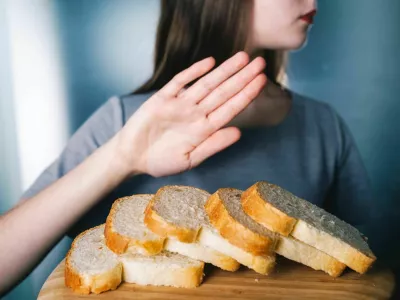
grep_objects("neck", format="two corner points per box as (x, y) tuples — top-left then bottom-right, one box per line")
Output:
(228, 47), (292, 128)
(247, 45), (288, 96)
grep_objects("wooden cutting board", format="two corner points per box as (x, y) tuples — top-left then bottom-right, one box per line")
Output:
(38, 257), (395, 300)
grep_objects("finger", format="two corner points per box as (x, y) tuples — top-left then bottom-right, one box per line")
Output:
(181, 51), (250, 104)
(199, 56), (266, 114)
(207, 73), (267, 130)
(189, 127), (241, 168)
(158, 57), (216, 97)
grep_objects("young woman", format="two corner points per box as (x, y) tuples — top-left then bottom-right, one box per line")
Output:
(0, 0), (375, 295)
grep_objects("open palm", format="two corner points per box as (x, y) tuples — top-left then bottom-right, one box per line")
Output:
(119, 52), (267, 177)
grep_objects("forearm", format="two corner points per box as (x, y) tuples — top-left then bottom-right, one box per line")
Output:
(0, 134), (133, 295)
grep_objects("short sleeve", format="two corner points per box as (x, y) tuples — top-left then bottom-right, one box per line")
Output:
(324, 111), (376, 227)
(20, 96), (124, 200)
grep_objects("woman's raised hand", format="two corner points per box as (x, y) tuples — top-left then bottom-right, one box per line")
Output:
(117, 52), (267, 177)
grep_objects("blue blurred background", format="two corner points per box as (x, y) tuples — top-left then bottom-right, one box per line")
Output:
(1, 0), (399, 299)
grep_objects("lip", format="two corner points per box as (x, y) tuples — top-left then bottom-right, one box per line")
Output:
(300, 9), (317, 24)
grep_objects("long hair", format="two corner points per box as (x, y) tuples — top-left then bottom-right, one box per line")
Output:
(133, 0), (285, 94)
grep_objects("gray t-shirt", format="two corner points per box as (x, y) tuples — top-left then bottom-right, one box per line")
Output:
(22, 91), (374, 238)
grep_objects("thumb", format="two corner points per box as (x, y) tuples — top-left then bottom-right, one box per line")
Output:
(189, 127), (241, 169)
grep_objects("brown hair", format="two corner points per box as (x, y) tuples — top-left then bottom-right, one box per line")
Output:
(134, 0), (285, 94)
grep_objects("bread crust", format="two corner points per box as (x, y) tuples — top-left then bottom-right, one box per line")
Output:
(105, 196), (165, 255)
(250, 255), (276, 275)
(65, 225), (122, 294)
(213, 254), (241, 272)
(241, 183), (298, 236)
(326, 261), (347, 277)
(205, 189), (277, 256)
(167, 263), (205, 288)
(144, 188), (200, 243)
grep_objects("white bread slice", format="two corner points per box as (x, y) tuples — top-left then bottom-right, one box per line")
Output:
(205, 188), (278, 255)
(242, 181), (376, 274)
(144, 186), (211, 242)
(105, 194), (234, 270)
(119, 251), (204, 288)
(65, 225), (122, 294)
(144, 186), (240, 271)
(164, 239), (239, 270)
(276, 236), (346, 277)
(105, 195), (165, 255)
(204, 188), (278, 275)
(198, 226), (276, 275)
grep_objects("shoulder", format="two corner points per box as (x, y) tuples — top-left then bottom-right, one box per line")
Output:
(288, 91), (356, 160)
(289, 91), (345, 136)
(286, 91), (351, 153)
(291, 91), (339, 120)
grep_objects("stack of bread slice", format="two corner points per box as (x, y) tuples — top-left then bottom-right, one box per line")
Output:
(242, 182), (376, 275)
(201, 187), (278, 274)
(143, 186), (241, 272)
(65, 182), (376, 295)
(65, 224), (204, 294)
(65, 225), (122, 294)
(207, 187), (348, 277)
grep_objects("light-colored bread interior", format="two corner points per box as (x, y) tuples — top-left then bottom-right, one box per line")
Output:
(165, 238), (240, 272)
(199, 227), (276, 275)
(291, 220), (375, 274)
(113, 195), (161, 241)
(276, 235), (347, 277)
(119, 251), (204, 288)
(105, 195), (165, 255)
(145, 186), (212, 243)
(65, 225), (122, 294)
(153, 186), (210, 230)
(69, 226), (119, 275)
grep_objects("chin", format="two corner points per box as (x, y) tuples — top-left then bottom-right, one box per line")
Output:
(282, 34), (309, 50)
(260, 34), (309, 51)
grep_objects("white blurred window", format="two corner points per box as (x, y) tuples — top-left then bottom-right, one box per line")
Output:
(7, 0), (69, 191)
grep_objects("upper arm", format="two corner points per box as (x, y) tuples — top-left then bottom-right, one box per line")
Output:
(324, 109), (375, 227)
(20, 96), (124, 200)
